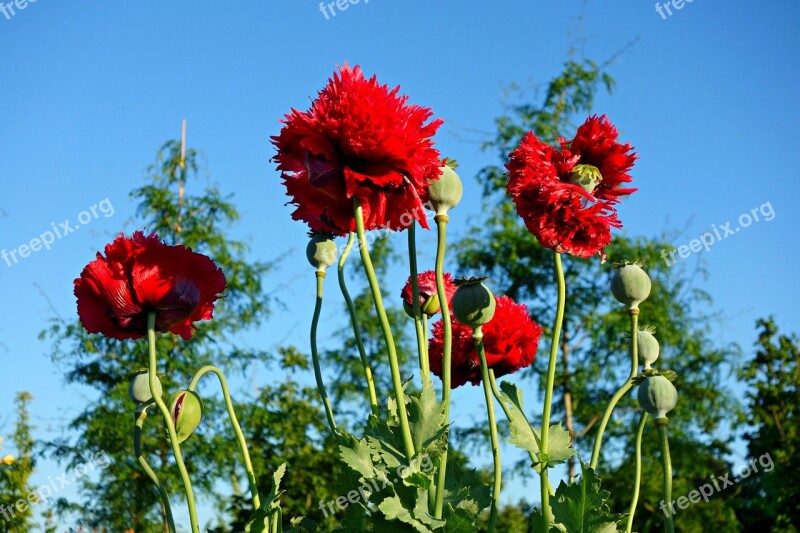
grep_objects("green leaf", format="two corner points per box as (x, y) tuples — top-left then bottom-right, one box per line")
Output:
(548, 462), (623, 533)
(378, 494), (434, 533)
(408, 380), (447, 453)
(497, 381), (575, 471)
(339, 438), (377, 480)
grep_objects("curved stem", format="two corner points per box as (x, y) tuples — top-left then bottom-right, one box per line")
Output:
(539, 251), (566, 528)
(147, 313), (200, 533)
(625, 411), (649, 533)
(657, 420), (674, 533)
(134, 405), (176, 533)
(188, 365), (261, 510)
(474, 329), (501, 532)
(353, 198), (415, 460)
(590, 311), (640, 469)
(408, 222), (431, 387)
(338, 232), (380, 416)
(433, 213), (452, 518)
(310, 271), (338, 434)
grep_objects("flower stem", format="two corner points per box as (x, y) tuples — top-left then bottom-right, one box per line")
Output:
(353, 199), (415, 460)
(146, 312), (200, 533)
(408, 222), (431, 387)
(134, 405), (176, 533)
(657, 419), (675, 533)
(310, 271), (338, 434)
(339, 232), (380, 416)
(188, 365), (261, 510)
(433, 213), (452, 519)
(625, 411), (649, 533)
(590, 311), (640, 469)
(474, 328), (501, 532)
(539, 251), (566, 528)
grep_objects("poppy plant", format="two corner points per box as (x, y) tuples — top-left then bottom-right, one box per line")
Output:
(74, 231), (226, 340)
(272, 64), (443, 236)
(429, 295), (543, 388)
(400, 270), (456, 316)
(506, 115), (637, 258)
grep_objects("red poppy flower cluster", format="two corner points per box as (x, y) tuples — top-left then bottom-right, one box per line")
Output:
(272, 64), (443, 236)
(429, 296), (542, 388)
(400, 271), (456, 316)
(74, 231), (226, 340)
(506, 115), (637, 258)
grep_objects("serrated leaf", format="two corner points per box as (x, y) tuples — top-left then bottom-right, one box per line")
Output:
(442, 500), (480, 533)
(497, 382), (575, 470)
(498, 381), (542, 453)
(414, 491), (446, 529)
(378, 495), (433, 533)
(408, 380), (447, 452)
(549, 462), (624, 533)
(339, 439), (377, 480)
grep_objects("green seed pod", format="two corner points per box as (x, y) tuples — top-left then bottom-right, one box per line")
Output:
(306, 233), (338, 272)
(168, 390), (204, 443)
(129, 371), (162, 404)
(637, 375), (678, 419)
(428, 165), (463, 216)
(568, 164), (603, 194)
(611, 263), (651, 310)
(637, 329), (660, 370)
(451, 277), (496, 328)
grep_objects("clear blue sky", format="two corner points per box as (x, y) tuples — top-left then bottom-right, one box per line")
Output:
(1, 0), (799, 529)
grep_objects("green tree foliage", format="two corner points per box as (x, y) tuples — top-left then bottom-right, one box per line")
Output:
(454, 57), (742, 531)
(735, 318), (799, 532)
(41, 140), (279, 530)
(0, 392), (35, 533)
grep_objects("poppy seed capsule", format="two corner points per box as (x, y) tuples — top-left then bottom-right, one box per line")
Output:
(452, 279), (496, 328)
(428, 165), (463, 216)
(637, 375), (678, 419)
(306, 234), (338, 272)
(638, 329), (660, 369)
(129, 371), (162, 404)
(611, 264), (651, 310)
(168, 390), (204, 443)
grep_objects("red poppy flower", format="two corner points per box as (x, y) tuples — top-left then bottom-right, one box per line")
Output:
(428, 296), (542, 388)
(506, 115), (637, 258)
(74, 231), (226, 340)
(272, 64), (443, 236)
(400, 271), (456, 316)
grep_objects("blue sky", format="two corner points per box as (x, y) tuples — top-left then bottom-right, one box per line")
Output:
(1, 0), (799, 529)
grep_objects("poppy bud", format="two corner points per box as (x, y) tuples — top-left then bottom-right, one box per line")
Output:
(451, 277), (496, 328)
(428, 165), (463, 216)
(638, 328), (660, 370)
(129, 371), (162, 404)
(611, 262), (651, 310)
(306, 233), (338, 272)
(1, 455), (14, 466)
(637, 375), (678, 419)
(568, 164), (603, 194)
(168, 390), (204, 443)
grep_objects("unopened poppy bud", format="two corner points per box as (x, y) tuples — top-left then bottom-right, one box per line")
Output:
(451, 277), (496, 328)
(638, 327), (660, 370)
(611, 262), (651, 310)
(428, 165), (463, 216)
(568, 164), (603, 194)
(306, 233), (338, 272)
(637, 375), (678, 419)
(129, 371), (162, 404)
(168, 390), (203, 443)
